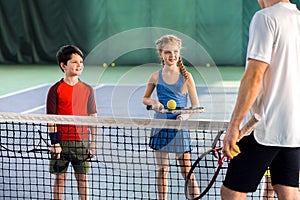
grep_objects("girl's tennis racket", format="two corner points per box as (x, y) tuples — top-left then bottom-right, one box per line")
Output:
(146, 105), (204, 114)
(184, 113), (261, 200)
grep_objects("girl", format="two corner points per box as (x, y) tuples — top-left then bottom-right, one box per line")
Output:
(142, 35), (200, 199)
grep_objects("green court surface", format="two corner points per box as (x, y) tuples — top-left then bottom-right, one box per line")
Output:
(0, 65), (244, 96)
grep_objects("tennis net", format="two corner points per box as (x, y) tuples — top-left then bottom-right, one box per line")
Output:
(0, 112), (275, 199)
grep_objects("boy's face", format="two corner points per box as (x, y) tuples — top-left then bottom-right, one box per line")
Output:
(61, 53), (84, 77)
(159, 42), (180, 66)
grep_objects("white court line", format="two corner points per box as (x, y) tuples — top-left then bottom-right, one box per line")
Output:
(21, 105), (46, 114)
(0, 84), (50, 99)
(0, 84), (50, 114)
(93, 84), (104, 89)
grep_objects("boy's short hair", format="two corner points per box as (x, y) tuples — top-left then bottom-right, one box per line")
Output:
(56, 45), (83, 72)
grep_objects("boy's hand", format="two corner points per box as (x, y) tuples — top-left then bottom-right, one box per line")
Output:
(50, 143), (62, 159)
(89, 141), (97, 158)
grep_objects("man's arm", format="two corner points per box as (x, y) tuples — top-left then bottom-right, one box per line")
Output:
(223, 59), (268, 158)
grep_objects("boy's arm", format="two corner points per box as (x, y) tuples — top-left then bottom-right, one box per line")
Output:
(89, 113), (97, 158)
(48, 123), (62, 159)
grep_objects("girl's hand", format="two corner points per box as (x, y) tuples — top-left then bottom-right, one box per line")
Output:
(176, 115), (183, 121)
(151, 100), (163, 112)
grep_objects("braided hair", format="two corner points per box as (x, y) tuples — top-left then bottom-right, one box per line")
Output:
(177, 57), (189, 81)
(155, 35), (189, 80)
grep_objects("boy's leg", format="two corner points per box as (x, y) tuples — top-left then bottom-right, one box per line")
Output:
(53, 173), (67, 200)
(70, 140), (91, 199)
(75, 173), (89, 200)
(50, 149), (69, 200)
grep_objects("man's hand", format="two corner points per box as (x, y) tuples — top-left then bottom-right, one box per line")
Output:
(222, 126), (241, 159)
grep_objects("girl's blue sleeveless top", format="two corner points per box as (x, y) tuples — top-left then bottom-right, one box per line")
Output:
(155, 68), (187, 120)
(149, 68), (191, 153)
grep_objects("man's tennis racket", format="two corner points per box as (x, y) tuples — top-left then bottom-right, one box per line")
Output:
(184, 113), (261, 200)
(146, 105), (204, 114)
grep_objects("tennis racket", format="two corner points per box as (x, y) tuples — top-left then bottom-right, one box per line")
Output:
(146, 105), (204, 114)
(52, 152), (93, 172)
(0, 122), (50, 153)
(184, 113), (261, 200)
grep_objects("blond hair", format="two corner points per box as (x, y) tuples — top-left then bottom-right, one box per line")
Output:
(155, 35), (189, 80)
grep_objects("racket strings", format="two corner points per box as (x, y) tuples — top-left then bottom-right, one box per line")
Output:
(0, 121), (49, 154)
(185, 131), (226, 200)
(192, 151), (221, 195)
(188, 151), (229, 200)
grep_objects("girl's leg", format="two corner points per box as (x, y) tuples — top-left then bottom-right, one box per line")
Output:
(155, 151), (169, 200)
(261, 176), (275, 200)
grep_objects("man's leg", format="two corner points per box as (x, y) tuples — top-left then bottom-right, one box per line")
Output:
(220, 185), (247, 200)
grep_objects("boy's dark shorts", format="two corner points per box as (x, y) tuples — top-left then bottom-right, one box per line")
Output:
(49, 140), (90, 174)
(223, 133), (300, 192)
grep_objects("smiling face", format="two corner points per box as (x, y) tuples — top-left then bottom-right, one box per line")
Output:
(159, 42), (180, 67)
(155, 35), (182, 67)
(60, 53), (84, 77)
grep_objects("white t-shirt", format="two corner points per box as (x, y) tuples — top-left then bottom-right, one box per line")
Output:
(246, 2), (300, 147)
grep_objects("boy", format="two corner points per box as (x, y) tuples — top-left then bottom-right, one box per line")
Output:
(46, 45), (97, 200)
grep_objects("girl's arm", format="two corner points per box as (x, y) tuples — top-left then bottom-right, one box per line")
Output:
(177, 72), (200, 121)
(186, 72), (199, 107)
(142, 72), (163, 110)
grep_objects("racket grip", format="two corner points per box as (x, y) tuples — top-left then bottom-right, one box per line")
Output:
(239, 113), (261, 140)
(146, 105), (152, 110)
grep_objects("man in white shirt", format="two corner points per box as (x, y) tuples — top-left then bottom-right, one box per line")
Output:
(221, 0), (300, 199)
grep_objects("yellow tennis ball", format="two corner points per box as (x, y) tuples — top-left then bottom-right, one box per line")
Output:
(167, 100), (177, 110)
(230, 145), (240, 157)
